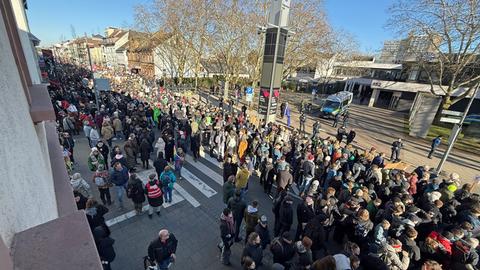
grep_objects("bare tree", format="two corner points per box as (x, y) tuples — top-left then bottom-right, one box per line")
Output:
(315, 30), (359, 94)
(388, 0), (480, 109)
(209, 0), (254, 99)
(281, 0), (333, 80)
(70, 24), (77, 39)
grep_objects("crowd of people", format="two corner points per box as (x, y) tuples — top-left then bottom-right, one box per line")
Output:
(49, 64), (479, 270)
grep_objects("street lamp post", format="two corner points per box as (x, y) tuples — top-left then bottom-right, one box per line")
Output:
(436, 85), (479, 173)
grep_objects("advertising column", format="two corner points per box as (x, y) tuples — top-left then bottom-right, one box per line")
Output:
(258, 0), (290, 123)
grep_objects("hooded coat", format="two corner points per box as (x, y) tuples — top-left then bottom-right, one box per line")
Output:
(127, 176), (146, 204)
(71, 174), (91, 198)
(93, 226), (116, 263)
(378, 245), (410, 270)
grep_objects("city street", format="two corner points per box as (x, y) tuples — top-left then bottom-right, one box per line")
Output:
(72, 132), (311, 270)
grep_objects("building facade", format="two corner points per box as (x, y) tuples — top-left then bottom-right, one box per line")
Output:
(0, 0), (101, 269)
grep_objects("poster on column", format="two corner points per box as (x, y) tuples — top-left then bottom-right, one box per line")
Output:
(258, 87), (279, 115)
(246, 87), (254, 102)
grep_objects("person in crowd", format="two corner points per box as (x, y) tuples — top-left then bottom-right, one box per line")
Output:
(93, 225), (116, 270)
(228, 190), (247, 242)
(126, 173), (146, 215)
(244, 200), (260, 244)
(145, 174), (164, 218)
(220, 208), (236, 266)
(93, 164), (112, 205)
(223, 175), (236, 205)
(140, 137), (153, 169)
(255, 215), (271, 250)
(110, 162), (129, 209)
(223, 156), (238, 183)
(160, 166), (176, 204)
(173, 147), (185, 180)
(71, 172), (92, 199)
(112, 115), (123, 140)
(101, 121), (115, 147)
(391, 138), (404, 162)
(296, 196), (316, 241)
(153, 152), (168, 178)
(124, 135), (138, 170)
(236, 163), (250, 198)
(85, 199), (110, 235)
(90, 127), (101, 148)
(278, 196), (294, 236)
(88, 147), (106, 172)
(61, 132), (75, 163)
(147, 229), (178, 270)
(96, 141), (110, 169)
(241, 232), (263, 268)
(428, 135), (442, 159)
(271, 231), (296, 268)
(292, 237), (313, 270)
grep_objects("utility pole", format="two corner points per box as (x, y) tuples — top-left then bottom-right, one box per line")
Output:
(85, 33), (100, 110)
(436, 85), (479, 173)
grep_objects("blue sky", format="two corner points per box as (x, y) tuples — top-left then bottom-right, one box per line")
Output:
(27, 0), (397, 53)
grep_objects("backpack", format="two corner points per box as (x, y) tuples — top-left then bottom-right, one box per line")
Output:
(270, 237), (284, 255)
(162, 175), (173, 188)
(94, 176), (106, 187)
(452, 240), (471, 263)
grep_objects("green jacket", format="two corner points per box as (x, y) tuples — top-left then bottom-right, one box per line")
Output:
(87, 154), (106, 172)
(153, 108), (162, 123)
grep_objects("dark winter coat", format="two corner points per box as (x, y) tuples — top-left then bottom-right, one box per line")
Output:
(86, 204), (109, 232)
(110, 166), (129, 186)
(223, 162), (238, 182)
(297, 203), (316, 225)
(223, 181), (235, 204)
(153, 158), (168, 177)
(127, 178), (146, 204)
(93, 226), (116, 263)
(279, 202), (294, 231)
(242, 243), (263, 266)
(147, 234), (178, 262)
(140, 139), (152, 161)
(304, 215), (326, 251)
(220, 219), (235, 246)
(255, 223), (271, 249)
(227, 195), (247, 221)
(271, 237), (296, 265)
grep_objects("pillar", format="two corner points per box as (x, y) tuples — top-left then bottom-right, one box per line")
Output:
(368, 88), (380, 107)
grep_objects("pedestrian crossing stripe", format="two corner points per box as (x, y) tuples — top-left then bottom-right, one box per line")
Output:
(181, 167), (217, 198)
(105, 192), (185, 227)
(185, 155), (223, 186)
(199, 147), (222, 169)
(172, 183), (201, 208)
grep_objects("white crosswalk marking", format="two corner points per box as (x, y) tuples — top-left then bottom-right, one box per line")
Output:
(185, 155), (223, 186)
(181, 167), (217, 198)
(199, 147), (222, 169)
(173, 184), (201, 207)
